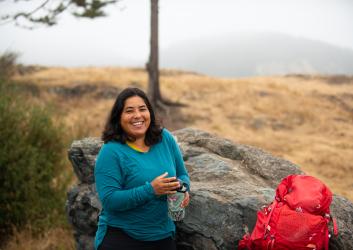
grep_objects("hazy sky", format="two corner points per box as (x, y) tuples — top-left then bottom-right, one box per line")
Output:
(0, 0), (352, 67)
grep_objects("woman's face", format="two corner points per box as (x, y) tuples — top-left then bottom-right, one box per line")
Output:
(120, 96), (151, 140)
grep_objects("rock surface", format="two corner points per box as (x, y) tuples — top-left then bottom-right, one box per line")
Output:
(66, 128), (353, 250)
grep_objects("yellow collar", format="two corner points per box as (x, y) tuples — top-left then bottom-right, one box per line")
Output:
(126, 141), (147, 153)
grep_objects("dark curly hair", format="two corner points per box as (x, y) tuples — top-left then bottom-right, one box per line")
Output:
(102, 87), (162, 145)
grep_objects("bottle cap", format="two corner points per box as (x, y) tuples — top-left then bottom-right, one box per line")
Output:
(176, 179), (187, 193)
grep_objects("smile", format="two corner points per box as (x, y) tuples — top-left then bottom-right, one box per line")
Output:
(132, 121), (144, 126)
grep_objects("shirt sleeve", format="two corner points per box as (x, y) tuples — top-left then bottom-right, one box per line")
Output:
(94, 144), (156, 212)
(165, 129), (191, 191)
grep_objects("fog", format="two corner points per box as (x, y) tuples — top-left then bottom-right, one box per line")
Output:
(0, 0), (352, 68)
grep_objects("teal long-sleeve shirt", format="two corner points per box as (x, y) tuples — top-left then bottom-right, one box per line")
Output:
(94, 129), (190, 249)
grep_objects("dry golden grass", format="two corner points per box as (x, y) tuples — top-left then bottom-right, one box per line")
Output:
(3, 227), (75, 250)
(7, 67), (353, 249)
(13, 67), (353, 201)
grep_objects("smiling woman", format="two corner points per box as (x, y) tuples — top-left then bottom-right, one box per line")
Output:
(95, 87), (190, 250)
(120, 96), (151, 151)
(101, 88), (161, 146)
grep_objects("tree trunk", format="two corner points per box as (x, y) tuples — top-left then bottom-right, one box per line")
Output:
(147, 0), (161, 108)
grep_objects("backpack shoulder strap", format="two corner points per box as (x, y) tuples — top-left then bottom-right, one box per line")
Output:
(264, 199), (278, 239)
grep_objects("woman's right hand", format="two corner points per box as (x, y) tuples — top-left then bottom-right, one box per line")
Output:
(151, 172), (180, 195)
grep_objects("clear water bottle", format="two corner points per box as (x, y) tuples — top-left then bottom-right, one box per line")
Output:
(167, 179), (187, 221)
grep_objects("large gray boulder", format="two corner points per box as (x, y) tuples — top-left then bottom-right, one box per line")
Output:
(66, 128), (353, 250)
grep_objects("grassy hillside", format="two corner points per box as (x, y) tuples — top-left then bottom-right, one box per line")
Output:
(13, 67), (353, 202)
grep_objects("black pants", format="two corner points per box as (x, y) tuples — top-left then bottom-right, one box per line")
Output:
(98, 226), (177, 250)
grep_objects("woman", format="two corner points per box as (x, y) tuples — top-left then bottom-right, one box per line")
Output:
(94, 87), (190, 250)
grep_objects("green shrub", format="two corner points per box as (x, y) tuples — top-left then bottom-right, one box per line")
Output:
(0, 51), (18, 78)
(0, 78), (67, 241)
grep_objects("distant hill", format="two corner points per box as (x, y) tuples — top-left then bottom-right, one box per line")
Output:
(161, 32), (353, 77)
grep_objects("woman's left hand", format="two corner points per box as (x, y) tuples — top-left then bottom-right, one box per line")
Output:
(181, 191), (190, 208)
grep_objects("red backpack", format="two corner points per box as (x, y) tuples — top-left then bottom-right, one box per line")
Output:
(238, 175), (338, 250)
